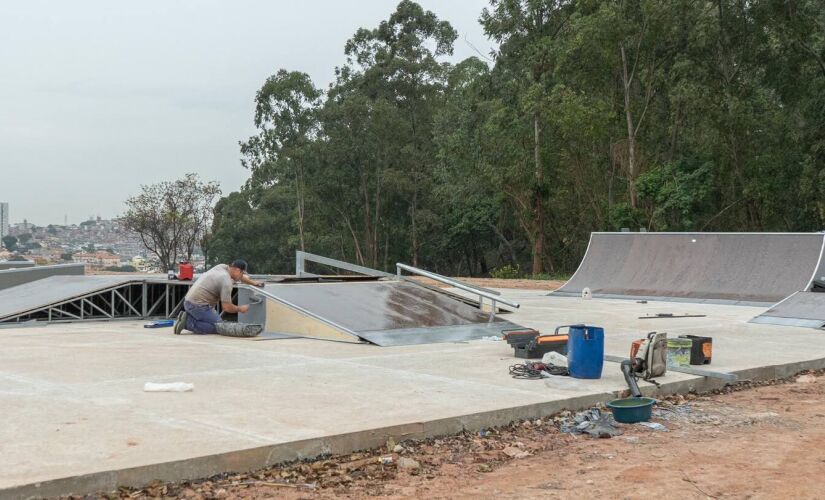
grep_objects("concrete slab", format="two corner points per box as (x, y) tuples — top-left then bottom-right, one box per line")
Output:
(3, 290), (825, 498)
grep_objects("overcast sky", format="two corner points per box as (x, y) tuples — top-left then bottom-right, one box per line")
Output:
(0, 0), (494, 226)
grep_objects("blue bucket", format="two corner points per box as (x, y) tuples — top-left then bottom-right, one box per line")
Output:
(558, 324), (604, 379)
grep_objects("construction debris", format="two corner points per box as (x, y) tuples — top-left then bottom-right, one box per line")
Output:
(556, 408), (622, 438)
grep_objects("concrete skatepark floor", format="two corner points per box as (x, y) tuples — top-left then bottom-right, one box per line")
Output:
(3, 288), (825, 498)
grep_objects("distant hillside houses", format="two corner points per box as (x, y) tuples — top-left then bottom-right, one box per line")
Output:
(72, 251), (120, 269)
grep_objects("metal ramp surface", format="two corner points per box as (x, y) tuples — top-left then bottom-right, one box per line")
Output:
(554, 232), (825, 305)
(240, 280), (522, 346)
(750, 291), (825, 329)
(0, 275), (191, 324)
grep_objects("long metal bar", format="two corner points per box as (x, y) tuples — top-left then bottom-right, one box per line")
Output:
(51, 307), (81, 320)
(146, 292), (165, 317)
(113, 288), (142, 316)
(400, 266), (501, 297)
(296, 251), (393, 278)
(396, 263), (520, 309)
(82, 298), (113, 318)
(169, 297), (185, 318)
(603, 354), (738, 382)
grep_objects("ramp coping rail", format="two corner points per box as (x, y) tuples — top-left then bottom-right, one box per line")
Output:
(395, 263), (519, 322)
(295, 251), (394, 278)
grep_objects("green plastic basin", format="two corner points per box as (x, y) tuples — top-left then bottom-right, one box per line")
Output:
(607, 397), (656, 423)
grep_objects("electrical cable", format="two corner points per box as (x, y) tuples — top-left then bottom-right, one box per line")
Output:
(509, 362), (569, 379)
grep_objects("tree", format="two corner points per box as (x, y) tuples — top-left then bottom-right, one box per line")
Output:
(482, 0), (575, 273)
(241, 70), (322, 252)
(122, 173), (221, 272)
(206, 0), (825, 278)
(2, 235), (17, 251)
(340, 0), (458, 266)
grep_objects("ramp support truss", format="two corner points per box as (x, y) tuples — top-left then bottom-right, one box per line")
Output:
(0, 281), (193, 325)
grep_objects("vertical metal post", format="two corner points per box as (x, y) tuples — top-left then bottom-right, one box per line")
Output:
(488, 299), (497, 323)
(165, 283), (169, 318)
(141, 283), (148, 317)
(296, 251), (305, 277)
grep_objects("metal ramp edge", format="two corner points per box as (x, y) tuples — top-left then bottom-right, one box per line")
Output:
(239, 285), (363, 344)
(749, 291), (825, 329)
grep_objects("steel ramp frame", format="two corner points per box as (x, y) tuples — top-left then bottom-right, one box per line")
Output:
(0, 280), (194, 324)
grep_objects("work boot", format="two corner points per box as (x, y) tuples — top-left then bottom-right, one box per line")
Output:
(174, 310), (187, 335)
(215, 322), (263, 338)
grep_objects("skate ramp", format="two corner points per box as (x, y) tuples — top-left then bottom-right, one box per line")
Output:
(240, 280), (522, 346)
(750, 292), (825, 328)
(0, 263), (85, 291)
(554, 232), (825, 305)
(0, 275), (139, 322)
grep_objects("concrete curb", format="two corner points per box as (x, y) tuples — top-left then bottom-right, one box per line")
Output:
(4, 356), (824, 500)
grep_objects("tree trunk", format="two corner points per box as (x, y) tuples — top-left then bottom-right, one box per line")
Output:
(295, 166), (306, 252)
(532, 112), (545, 275)
(620, 43), (639, 208)
(411, 189), (418, 267)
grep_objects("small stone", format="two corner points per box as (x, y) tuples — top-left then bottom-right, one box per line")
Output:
(534, 419), (543, 426)
(379, 456), (394, 465)
(586, 479), (594, 485)
(502, 446), (531, 459)
(393, 444), (404, 453)
(797, 374), (817, 384)
(398, 457), (420, 470)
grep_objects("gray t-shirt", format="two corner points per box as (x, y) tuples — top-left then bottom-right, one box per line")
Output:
(185, 264), (235, 306)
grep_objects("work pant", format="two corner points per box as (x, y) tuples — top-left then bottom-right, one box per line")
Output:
(184, 300), (221, 334)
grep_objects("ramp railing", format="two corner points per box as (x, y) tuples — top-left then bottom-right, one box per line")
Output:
(296, 251), (394, 278)
(395, 263), (519, 321)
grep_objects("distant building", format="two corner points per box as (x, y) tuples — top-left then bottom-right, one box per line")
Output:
(0, 202), (8, 245)
(72, 251), (120, 269)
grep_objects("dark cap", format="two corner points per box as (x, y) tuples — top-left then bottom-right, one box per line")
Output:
(229, 259), (248, 272)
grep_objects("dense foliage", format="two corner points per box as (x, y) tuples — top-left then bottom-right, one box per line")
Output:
(209, 0), (825, 276)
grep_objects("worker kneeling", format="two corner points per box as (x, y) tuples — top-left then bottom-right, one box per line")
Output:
(175, 259), (264, 337)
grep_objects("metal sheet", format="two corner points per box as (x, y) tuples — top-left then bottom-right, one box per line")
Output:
(243, 280), (525, 346)
(255, 281), (494, 332)
(554, 232), (825, 304)
(0, 263), (85, 291)
(0, 275), (137, 320)
(750, 291), (825, 329)
(357, 321), (521, 347)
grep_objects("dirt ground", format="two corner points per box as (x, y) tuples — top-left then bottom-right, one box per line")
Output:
(104, 371), (825, 500)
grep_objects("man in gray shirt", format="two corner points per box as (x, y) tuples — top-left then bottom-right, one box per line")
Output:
(175, 259), (263, 335)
